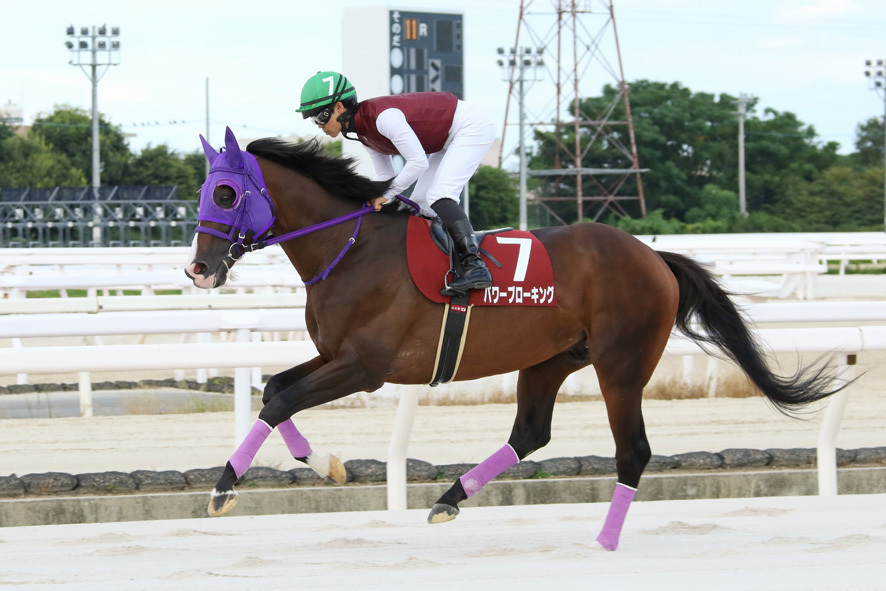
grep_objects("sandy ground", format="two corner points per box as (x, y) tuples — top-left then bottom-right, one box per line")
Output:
(0, 495), (884, 590)
(0, 383), (884, 476)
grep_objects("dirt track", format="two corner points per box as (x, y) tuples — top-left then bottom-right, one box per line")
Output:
(1, 379), (883, 476)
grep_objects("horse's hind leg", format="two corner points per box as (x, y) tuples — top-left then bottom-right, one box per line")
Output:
(428, 339), (590, 524)
(592, 347), (662, 550)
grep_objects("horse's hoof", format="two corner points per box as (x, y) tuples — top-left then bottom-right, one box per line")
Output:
(208, 488), (238, 516)
(306, 453), (348, 485)
(595, 534), (618, 551)
(327, 455), (347, 485)
(427, 503), (460, 524)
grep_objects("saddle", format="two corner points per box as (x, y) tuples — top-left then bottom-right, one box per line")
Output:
(406, 216), (558, 387)
(406, 216), (557, 308)
(427, 217), (511, 285)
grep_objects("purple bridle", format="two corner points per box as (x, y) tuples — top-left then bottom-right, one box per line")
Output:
(197, 127), (376, 285)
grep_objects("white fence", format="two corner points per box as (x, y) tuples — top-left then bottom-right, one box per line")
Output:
(4, 232), (886, 299)
(636, 231), (886, 298)
(3, 295), (885, 507)
(0, 244), (301, 298)
(4, 235), (886, 507)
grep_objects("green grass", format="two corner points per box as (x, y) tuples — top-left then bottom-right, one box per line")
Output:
(26, 289), (183, 298)
(825, 263), (886, 275)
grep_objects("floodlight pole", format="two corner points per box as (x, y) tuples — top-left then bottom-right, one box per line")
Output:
(864, 59), (886, 232)
(90, 42), (99, 194)
(518, 66), (527, 231)
(497, 46), (544, 231)
(65, 25), (121, 196)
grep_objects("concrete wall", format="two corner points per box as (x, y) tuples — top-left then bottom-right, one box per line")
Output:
(2, 467), (883, 528)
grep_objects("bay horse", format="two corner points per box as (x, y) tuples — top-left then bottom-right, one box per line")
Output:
(185, 127), (843, 551)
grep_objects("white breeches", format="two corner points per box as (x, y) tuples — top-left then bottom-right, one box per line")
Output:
(412, 101), (496, 215)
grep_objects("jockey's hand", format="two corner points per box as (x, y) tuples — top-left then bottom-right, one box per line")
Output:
(369, 196), (387, 211)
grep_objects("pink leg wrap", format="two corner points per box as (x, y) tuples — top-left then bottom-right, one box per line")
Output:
(229, 420), (272, 479)
(277, 419), (313, 458)
(459, 444), (520, 498)
(596, 482), (637, 551)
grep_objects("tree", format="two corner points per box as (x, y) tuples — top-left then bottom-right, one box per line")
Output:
(322, 139), (343, 158)
(30, 106), (131, 185)
(742, 109), (840, 214)
(685, 184), (738, 225)
(182, 150), (208, 199)
(532, 81), (741, 223)
(778, 165), (884, 231)
(854, 117), (885, 168)
(0, 134), (86, 187)
(528, 80), (842, 227)
(0, 121), (13, 164)
(467, 166), (518, 230)
(125, 145), (202, 197)
(0, 121), (12, 143)
(611, 209), (685, 235)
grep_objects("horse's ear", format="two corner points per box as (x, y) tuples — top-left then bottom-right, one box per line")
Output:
(199, 134), (219, 164)
(224, 126), (244, 169)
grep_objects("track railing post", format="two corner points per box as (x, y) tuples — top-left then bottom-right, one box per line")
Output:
(387, 387), (419, 511)
(233, 328), (253, 447)
(816, 355), (853, 495)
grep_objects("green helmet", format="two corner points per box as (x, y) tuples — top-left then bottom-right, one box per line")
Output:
(296, 71), (357, 117)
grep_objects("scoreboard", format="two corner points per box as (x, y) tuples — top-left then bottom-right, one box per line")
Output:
(388, 10), (463, 97)
(342, 7), (465, 176)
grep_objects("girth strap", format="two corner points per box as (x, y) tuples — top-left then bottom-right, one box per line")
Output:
(430, 292), (473, 386)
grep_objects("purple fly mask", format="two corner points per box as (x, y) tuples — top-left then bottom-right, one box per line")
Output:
(196, 127), (276, 258)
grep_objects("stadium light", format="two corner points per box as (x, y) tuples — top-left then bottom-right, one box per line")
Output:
(65, 24), (121, 196)
(497, 45), (545, 231)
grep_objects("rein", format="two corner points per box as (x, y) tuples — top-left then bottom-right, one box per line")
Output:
(227, 204), (375, 286)
(223, 195), (419, 284)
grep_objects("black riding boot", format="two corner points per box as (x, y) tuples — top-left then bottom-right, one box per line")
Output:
(431, 200), (492, 296)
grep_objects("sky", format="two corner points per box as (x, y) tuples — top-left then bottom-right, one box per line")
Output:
(2, 0), (886, 172)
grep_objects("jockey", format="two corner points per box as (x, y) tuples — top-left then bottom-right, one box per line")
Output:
(297, 70), (494, 297)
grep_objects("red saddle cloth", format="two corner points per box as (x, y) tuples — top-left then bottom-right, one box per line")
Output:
(406, 217), (557, 306)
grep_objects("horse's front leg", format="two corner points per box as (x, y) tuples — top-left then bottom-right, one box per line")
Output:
(208, 351), (384, 516)
(263, 356), (347, 484)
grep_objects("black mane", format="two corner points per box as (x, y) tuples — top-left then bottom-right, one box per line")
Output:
(246, 137), (392, 203)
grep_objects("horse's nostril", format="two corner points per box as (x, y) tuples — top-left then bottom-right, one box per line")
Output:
(193, 262), (206, 275)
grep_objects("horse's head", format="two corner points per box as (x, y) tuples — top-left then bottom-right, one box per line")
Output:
(185, 127), (276, 289)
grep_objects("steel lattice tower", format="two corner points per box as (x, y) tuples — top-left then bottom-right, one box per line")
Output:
(500, 0), (646, 224)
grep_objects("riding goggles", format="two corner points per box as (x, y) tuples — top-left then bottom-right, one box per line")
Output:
(310, 108), (333, 127)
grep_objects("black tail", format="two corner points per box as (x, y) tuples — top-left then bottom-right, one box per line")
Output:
(658, 251), (848, 415)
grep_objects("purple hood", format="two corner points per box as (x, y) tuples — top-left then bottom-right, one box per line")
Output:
(196, 126), (275, 243)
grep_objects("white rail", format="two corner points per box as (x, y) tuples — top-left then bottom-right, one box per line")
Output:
(1, 232), (873, 301)
(3, 238), (884, 506)
(0, 339), (317, 448)
(2, 315), (880, 506)
(0, 292), (306, 314)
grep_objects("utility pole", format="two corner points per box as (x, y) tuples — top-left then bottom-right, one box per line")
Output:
(864, 59), (886, 232)
(205, 77), (211, 178)
(735, 93), (753, 217)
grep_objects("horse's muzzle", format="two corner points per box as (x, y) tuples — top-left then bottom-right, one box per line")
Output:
(184, 260), (227, 289)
